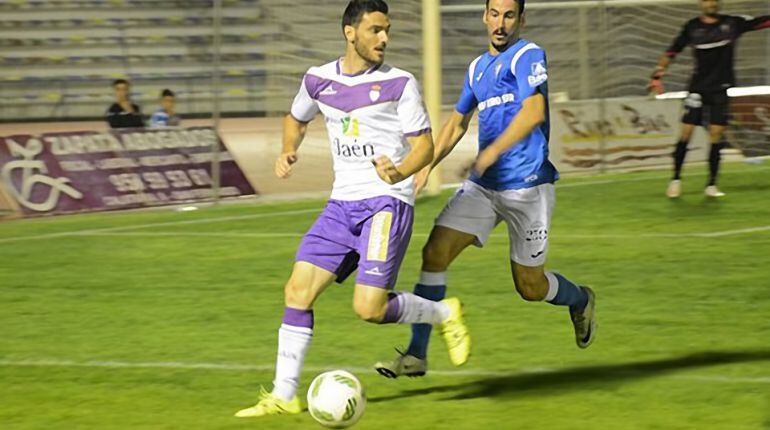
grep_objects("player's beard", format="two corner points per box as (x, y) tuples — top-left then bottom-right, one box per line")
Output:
(355, 41), (384, 65)
(490, 31), (514, 53)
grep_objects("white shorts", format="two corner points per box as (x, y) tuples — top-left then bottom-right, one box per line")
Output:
(435, 180), (554, 266)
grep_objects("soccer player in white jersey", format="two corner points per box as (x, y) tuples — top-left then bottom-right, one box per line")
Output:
(375, 0), (596, 379)
(234, 0), (470, 418)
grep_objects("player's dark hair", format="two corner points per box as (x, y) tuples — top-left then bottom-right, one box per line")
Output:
(342, 0), (388, 31)
(161, 89), (175, 98)
(485, 0), (525, 15)
(112, 79), (130, 87)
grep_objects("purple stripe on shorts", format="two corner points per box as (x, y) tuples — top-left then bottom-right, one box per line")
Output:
(404, 127), (432, 138)
(282, 307), (314, 328)
(380, 292), (403, 324)
(304, 74), (409, 113)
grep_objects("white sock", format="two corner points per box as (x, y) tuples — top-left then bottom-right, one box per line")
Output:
(396, 292), (450, 325)
(544, 272), (559, 302)
(272, 324), (312, 401)
(419, 271), (447, 286)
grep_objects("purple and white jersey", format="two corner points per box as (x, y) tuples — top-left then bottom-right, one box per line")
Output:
(290, 59), (431, 205)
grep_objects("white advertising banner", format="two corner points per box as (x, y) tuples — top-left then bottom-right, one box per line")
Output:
(549, 97), (709, 173)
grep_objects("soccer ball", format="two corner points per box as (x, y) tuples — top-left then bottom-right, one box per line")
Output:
(307, 370), (366, 428)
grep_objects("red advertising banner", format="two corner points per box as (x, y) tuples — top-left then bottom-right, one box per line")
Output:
(0, 127), (256, 217)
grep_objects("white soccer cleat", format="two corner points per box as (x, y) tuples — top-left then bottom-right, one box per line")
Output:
(704, 186), (725, 197)
(374, 350), (427, 378)
(666, 180), (681, 198)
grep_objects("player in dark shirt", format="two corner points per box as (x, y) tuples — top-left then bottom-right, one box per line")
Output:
(106, 79), (145, 129)
(649, 0), (770, 198)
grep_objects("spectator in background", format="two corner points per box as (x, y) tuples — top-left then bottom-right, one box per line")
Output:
(150, 89), (181, 128)
(106, 79), (144, 129)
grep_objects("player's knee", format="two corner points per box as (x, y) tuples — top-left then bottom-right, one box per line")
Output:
(422, 242), (449, 271)
(352, 300), (386, 323)
(513, 273), (547, 301)
(284, 279), (314, 307)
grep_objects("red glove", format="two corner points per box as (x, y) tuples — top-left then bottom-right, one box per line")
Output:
(648, 68), (665, 95)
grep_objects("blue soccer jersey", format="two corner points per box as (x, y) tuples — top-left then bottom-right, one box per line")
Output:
(455, 38), (558, 191)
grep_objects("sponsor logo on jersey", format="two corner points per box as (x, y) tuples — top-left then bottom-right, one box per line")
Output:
(478, 93), (515, 112)
(528, 60), (548, 87)
(341, 116), (359, 137)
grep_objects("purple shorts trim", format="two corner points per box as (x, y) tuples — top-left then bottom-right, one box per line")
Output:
(295, 196), (414, 289)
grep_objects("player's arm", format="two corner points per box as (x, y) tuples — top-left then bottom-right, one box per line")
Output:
(650, 22), (690, 94)
(373, 132), (434, 185)
(277, 72), (320, 178)
(276, 115), (308, 178)
(412, 64), (479, 191)
(374, 75), (434, 185)
(432, 110), (475, 168)
(412, 110), (474, 192)
(472, 92), (545, 176)
(737, 15), (770, 34)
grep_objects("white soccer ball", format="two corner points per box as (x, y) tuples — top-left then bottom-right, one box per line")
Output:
(307, 370), (366, 428)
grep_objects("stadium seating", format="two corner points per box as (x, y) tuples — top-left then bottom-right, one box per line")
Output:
(0, 0), (767, 121)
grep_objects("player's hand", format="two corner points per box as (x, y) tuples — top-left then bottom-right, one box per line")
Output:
(372, 155), (405, 184)
(414, 165), (431, 194)
(472, 147), (500, 177)
(648, 68), (665, 95)
(275, 151), (298, 178)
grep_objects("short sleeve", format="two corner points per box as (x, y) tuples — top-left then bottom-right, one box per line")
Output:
(455, 68), (478, 115)
(289, 74), (320, 122)
(397, 75), (431, 137)
(512, 46), (548, 100)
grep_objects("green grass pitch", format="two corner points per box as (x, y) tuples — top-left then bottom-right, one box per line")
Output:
(1, 163), (769, 429)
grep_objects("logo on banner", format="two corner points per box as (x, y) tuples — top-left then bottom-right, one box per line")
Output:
(1, 138), (83, 212)
(528, 60), (547, 87)
(369, 85), (381, 102)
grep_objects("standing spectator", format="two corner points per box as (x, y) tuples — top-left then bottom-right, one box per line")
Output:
(106, 79), (144, 129)
(150, 89), (181, 128)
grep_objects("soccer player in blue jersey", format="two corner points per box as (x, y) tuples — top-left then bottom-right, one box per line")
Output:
(375, 0), (596, 378)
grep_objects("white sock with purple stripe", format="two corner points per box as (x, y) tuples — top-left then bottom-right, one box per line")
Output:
(272, 307), (313, 401)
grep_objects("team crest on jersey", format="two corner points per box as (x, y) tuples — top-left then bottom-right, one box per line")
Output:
(341, 116), (359, 137)
(528, 60), (548, 87)
(369, 85), (381, 102)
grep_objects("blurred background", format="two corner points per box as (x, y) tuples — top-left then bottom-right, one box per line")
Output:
(1, 0), (768, 217)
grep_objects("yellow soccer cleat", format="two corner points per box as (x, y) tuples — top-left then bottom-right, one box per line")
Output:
(437, 297), (471, 366)
(234, 386), (302, 418)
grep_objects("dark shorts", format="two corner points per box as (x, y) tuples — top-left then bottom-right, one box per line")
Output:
(681, 90), (729, 126)
(295, 196), (414, 289)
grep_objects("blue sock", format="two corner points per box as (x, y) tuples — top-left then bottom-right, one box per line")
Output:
(405, 283), (446, 359)
(547, 272), (588, 312)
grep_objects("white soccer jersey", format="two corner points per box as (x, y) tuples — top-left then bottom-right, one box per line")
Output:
(290, 59), (431, 205)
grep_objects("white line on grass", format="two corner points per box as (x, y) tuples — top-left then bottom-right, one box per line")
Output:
(64, 225), (770, 240)
(1, 358), (768, 384)
(0, 208), (320, 244)
(2, 165), (768, 245)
